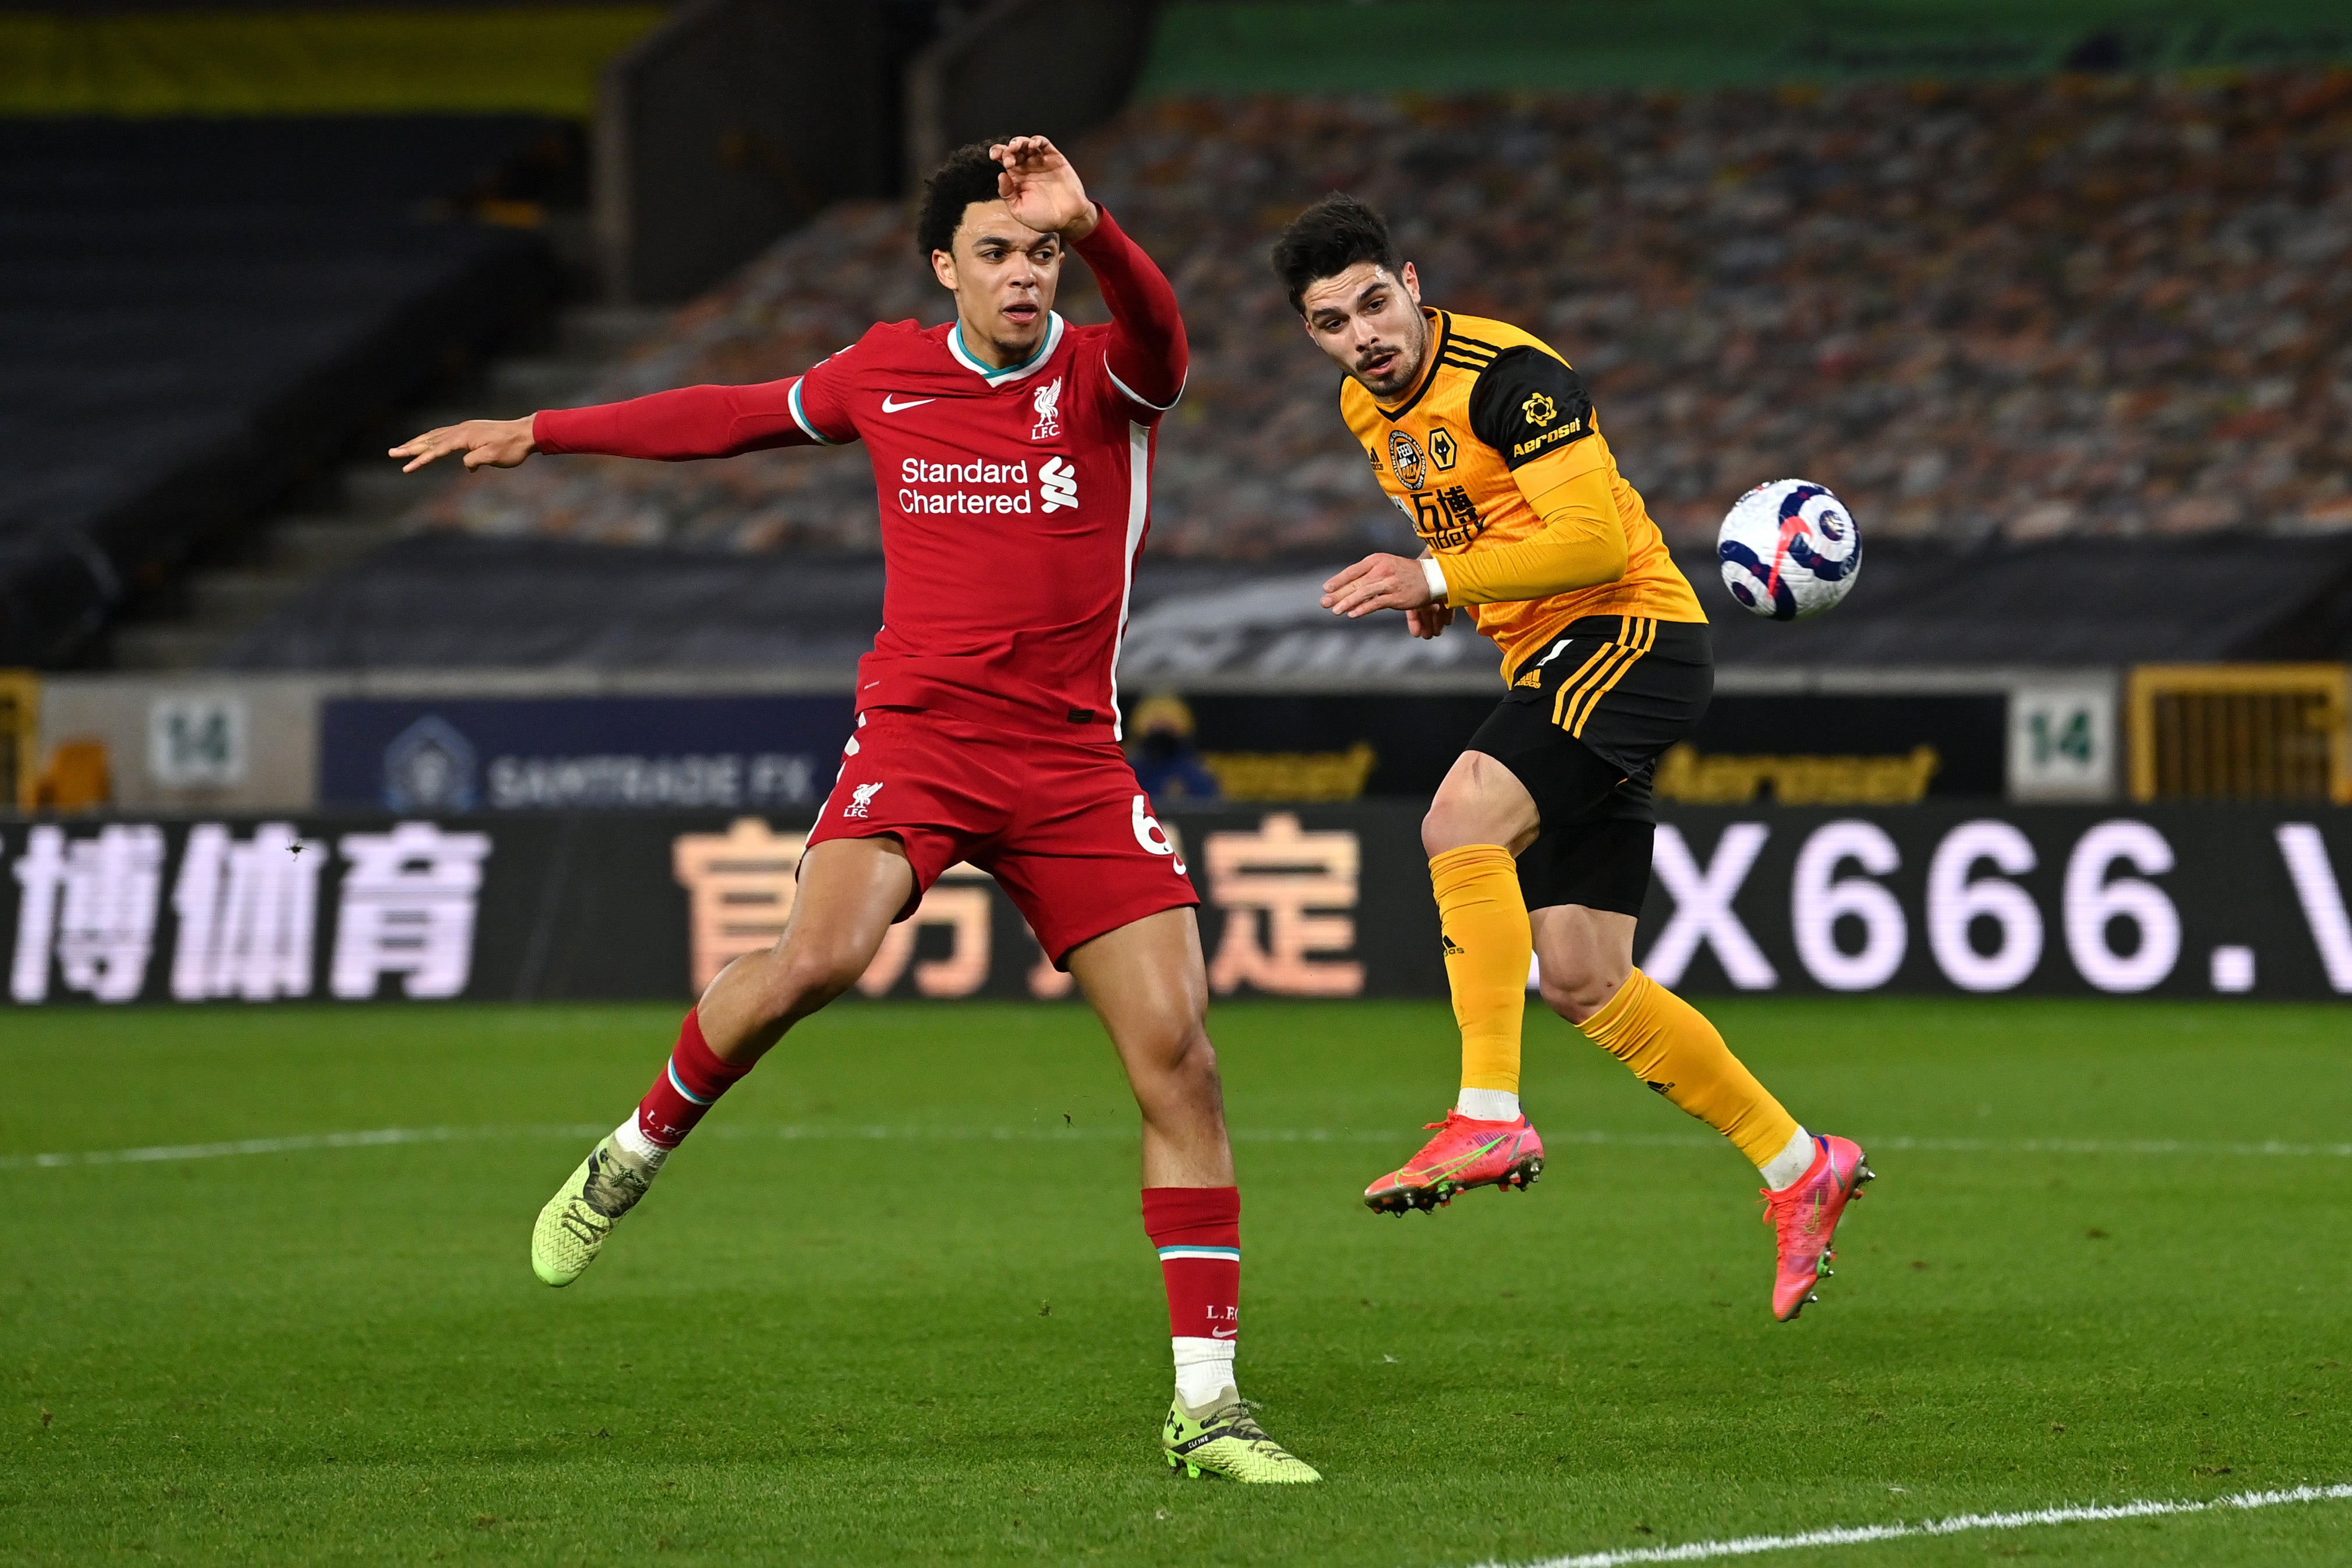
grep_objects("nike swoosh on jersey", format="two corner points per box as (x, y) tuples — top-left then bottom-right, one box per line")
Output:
(880, 395), (937, 413)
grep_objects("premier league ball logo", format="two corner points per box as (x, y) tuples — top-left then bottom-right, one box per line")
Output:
(1718, 477), (1863, 621)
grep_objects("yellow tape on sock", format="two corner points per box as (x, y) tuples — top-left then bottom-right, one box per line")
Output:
(1429, 844), (1531, 1095)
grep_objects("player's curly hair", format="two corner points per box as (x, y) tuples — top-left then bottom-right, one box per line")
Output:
(917, 138), (1013, 259)
(1271, 192), (1404, 313)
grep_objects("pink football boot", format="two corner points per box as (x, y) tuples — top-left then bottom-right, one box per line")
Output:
(1763, 1133), (1874, 1321)
(1364, 1112), (1545, 1214)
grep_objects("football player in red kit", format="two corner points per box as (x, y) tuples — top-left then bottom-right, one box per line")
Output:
(391, 137), (1318, 1484)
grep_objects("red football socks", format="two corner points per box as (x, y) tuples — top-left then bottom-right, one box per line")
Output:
(1143, 1186), (1242, 1338)
(1144, 1185), (1242, 1408)
(634, 1009), (753, 1149)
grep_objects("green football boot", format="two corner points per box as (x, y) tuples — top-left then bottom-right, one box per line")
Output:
(1162, 1392), (1322, 1483)
(530, 1133), (659, 1286)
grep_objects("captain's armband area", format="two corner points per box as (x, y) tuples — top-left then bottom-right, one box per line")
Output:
(1467, 346), (1597, 471)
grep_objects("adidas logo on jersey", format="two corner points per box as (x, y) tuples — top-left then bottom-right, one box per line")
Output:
(1039, 457), (1078, 512)
(1515, 670), (1543, 688)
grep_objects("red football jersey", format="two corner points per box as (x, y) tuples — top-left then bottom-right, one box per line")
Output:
(533, 206), (1186, 739)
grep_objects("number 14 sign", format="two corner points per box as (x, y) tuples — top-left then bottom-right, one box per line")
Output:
(2010, 678), (2116, 802)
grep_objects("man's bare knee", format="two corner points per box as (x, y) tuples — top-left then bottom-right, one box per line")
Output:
(1532, 903), (1639, 1025)
(1539, 959), (1629, 1025)
(1540, 971), (1606, 1024)
(1180, 1028), (1220, 1086)
(1422, 778), (1496, 858)
(1154, 1022), (1219, 1085)
(1423, 751), (1537, 858)
(756, 940), (868, 1021)
(1420, 799), (1464, 859)
(1131, 1021), (1221, 1106)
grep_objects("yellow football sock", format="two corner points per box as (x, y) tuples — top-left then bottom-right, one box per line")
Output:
(1429, 844), (1531, 1095)
(1578, 968), (1801, 1168)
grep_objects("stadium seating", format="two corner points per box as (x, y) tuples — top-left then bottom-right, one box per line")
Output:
(0, 116), (562, 666)
(404, 69), (2352, 559)
(222, 528), (2352, 671)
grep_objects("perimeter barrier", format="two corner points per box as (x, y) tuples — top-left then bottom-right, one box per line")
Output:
(3, 804), (2347, 1006)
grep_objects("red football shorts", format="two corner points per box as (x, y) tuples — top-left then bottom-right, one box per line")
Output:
(804, 707), (1200, 967)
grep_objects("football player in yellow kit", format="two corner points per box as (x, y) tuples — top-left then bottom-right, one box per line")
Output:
(1272, 193), (1872, 1320)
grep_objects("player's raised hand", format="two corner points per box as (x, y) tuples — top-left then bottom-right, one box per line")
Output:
(389, 416), (537, 474)
(993, 136), (1097, 240)
(1321, 552), (1437, 620)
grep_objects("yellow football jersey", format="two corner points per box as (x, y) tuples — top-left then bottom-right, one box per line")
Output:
(1339, 309), (1703, 682)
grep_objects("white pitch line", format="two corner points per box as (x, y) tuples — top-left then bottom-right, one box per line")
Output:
(2, 1124), (606, 1170)
(1473, 1482), (2352, 1568)
(13, 1123), (2352, 1173)
(1869, 1132), (2352, 1158)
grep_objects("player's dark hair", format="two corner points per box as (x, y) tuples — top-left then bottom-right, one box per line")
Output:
(1271, 192), (1404, 313)
(917, 139), (1013, 259)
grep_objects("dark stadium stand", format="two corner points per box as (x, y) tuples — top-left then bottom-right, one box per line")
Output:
(1699, 533), (2352, 666)
(220, 532), (1299, 673)
(0, 116), (566, 666)
(219, 530), (2352, 674)
(215, 66), (2352, 669)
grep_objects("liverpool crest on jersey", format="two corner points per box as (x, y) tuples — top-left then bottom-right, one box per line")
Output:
(1031, 376), (1063, 441)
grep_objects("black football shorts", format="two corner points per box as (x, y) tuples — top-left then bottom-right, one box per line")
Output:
(1464, 614), (1713, 916)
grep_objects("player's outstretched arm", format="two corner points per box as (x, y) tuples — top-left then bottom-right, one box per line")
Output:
(390, 417), (537, 473)
(395, 377), (850, 475)
(996, 134), (1188, 409)
(533, 381), (837, 461)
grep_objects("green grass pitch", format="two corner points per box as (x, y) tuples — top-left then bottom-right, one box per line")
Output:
(5, 997), (2351, 1566)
